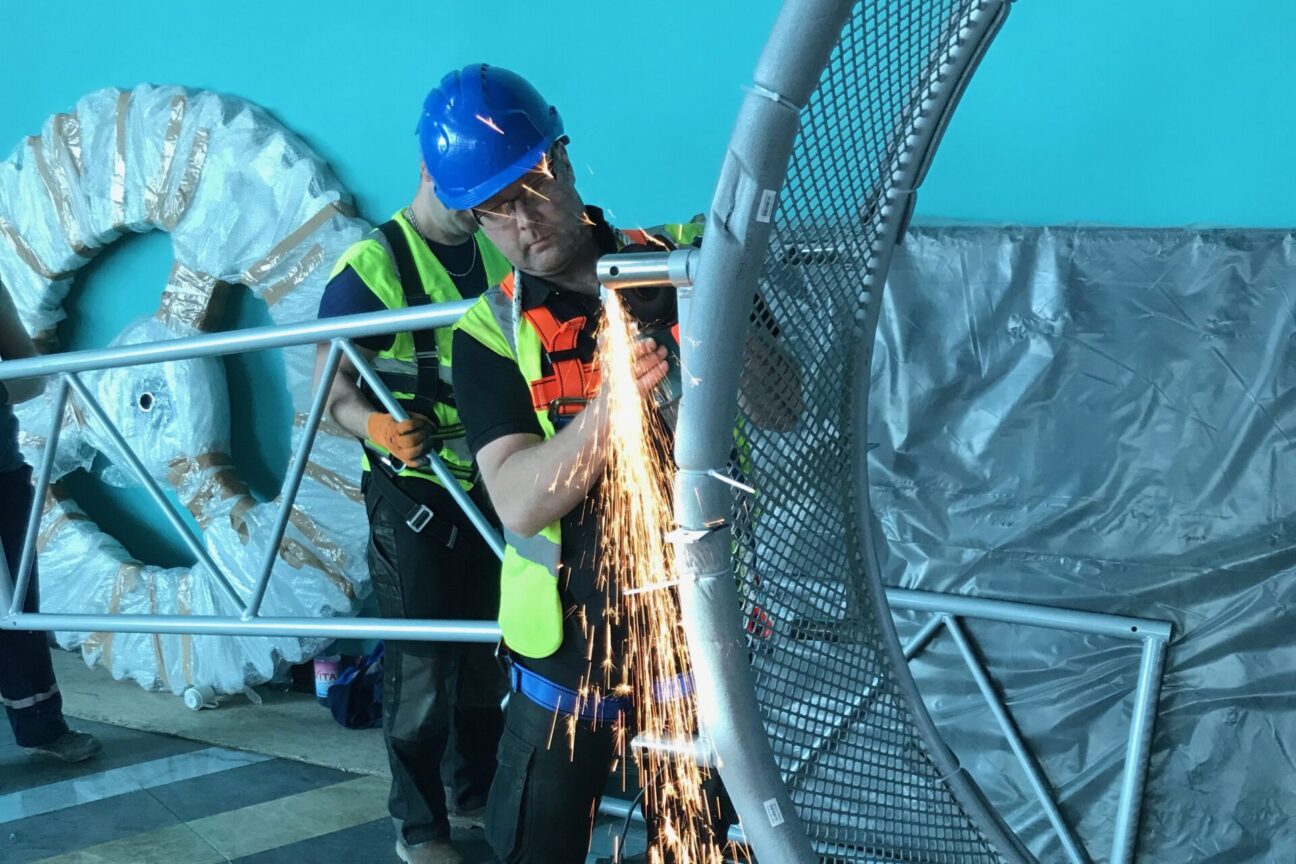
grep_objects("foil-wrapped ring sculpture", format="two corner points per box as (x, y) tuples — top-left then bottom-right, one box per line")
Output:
(0, 84), (370, 694)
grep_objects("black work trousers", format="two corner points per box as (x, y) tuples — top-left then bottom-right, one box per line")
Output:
(0, 465), (69, 747)
(485, 688), (733, 864)
(363, 470), (506, 845)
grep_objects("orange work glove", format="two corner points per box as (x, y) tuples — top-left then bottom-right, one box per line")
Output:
(366, 412), (434, 464)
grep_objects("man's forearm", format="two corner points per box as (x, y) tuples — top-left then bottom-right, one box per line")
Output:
(476, 337), (667, 538)
(328, 385), (376, 440)
(313, 343), (374, 440)
(485, 399), (608, 537)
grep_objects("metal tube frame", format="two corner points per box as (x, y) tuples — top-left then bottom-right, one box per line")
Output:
(0, 301), (503, 638)
(1111, 634), (1167, 863)
(0, 406), (1170, 862)
(338, 341), (505, 561)
(7, 377), (69, 616)
(0, 295), (1171, 864)
(881, 600), (1172, 864)
(944, 615), (1091, 864)
(601, 588), (1173, 864)
(241, 340), (343, 620)
(0, 303), (475, 383)
(65, 371), (248, 614)
(692, 591), (1171, 864)
(0, 310), (1170, 849)
(3, 612), (501, 642)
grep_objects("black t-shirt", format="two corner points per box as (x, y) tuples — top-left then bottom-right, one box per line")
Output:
(317, 225), (489, 351)
(453, 209), (625, 688)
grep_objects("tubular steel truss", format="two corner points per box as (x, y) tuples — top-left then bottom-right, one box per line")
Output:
(0, 302), (1170, 862)
(0, 302), (502, 644)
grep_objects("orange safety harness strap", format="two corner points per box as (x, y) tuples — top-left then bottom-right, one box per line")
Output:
(501, 272), (601, 420)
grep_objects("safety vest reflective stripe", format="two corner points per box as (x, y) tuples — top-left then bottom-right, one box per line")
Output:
(503, 528), (561, 572)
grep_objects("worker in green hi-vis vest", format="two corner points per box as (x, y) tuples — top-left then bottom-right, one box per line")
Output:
(312, 90), (514, 864)
(431, 64), (800, 864)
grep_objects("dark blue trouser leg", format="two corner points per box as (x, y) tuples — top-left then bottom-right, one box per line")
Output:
(0, 465), (68, 747)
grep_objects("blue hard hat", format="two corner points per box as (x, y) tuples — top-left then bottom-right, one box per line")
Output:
(418, 64), (565, 210)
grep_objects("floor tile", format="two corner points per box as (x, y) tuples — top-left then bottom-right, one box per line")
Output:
(27, 822), (224, 864)
(145, 756), (351, 823)
(0, 719), (206, 796)
(1, 790), (179, 864)
(0, 746), (270, 823)
(229, 818), (495, 864)
(184, 775), (391, 860)
(50, 651), (388, 777)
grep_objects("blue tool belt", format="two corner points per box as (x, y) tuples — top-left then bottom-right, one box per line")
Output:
(651, 671), (695, 703)
(508, 663), (695, 723)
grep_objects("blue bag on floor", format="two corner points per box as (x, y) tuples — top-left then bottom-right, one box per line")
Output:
(325, 642), (384, 729)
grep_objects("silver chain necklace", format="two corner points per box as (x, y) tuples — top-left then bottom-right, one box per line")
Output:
(405, 206), (478, 278)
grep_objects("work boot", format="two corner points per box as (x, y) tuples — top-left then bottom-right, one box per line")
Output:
(445, 786), (486, 828)
(395, 837), (463, 864)
(28, 730), (102, 763)
(447, 806), (485, 830)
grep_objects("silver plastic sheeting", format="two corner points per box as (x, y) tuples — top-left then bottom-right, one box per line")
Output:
(0, 84), (370, 694)
(870, 224), (1296, 864)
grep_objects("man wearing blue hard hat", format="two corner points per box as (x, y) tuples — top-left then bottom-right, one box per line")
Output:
(439, 64), (790, 863)
(313, 82), (514, 864)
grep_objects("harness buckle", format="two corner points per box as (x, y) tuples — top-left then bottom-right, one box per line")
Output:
(547, 396), (589, 428)
(406, 504), (433, 533)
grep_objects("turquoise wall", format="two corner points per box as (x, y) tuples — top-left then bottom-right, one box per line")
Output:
(921, 1), (1296, 227)
(2, 1), (1291, 563)
(0, 1), (783, 563)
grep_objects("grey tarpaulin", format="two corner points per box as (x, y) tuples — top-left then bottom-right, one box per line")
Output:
(871, 224), (1295, 863)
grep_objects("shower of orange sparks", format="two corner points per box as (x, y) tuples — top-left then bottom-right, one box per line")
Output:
(474, 113), (506, 135)
(586, 293), (731, 863)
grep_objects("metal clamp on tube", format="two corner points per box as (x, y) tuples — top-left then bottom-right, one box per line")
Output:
(596, 248), (699, 291)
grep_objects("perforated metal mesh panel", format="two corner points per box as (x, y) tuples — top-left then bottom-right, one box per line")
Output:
(728, 2), (1017, 860)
